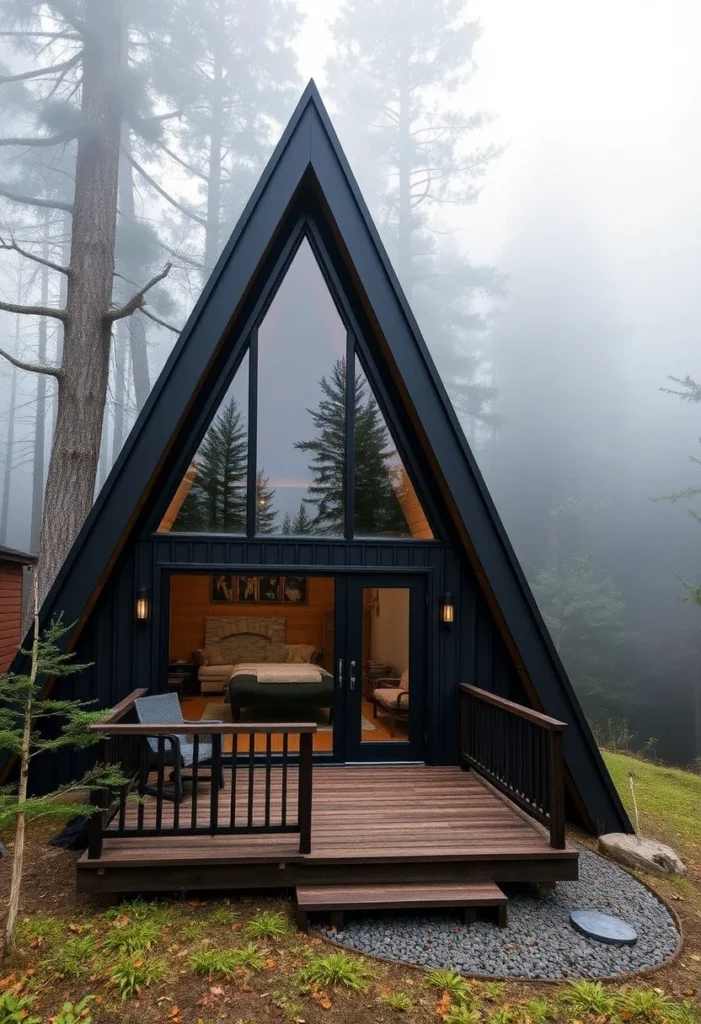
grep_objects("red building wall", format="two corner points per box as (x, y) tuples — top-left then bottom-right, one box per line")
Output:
(0, 561), (24, 672)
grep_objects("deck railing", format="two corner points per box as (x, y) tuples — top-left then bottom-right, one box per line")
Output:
(87, 690), (316, 859)
(459, 684), (566, 848)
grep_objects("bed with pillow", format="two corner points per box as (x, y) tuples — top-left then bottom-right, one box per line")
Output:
(225, 662), (334, 721)
(192, 642), (324, 696)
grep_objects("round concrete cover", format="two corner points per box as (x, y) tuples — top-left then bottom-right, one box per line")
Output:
(570, 910), (638, 946)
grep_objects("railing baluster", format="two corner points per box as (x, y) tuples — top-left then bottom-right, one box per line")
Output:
(264, 734), (272, 827)
(210, 733), (222, 834)
(281, 733), (288, 827)
(137, 737), (147, 834)
(230, 733), (238, 829)
(155, 737), (165, 834)
(247, 734), (255, 828)
(298, 731), (313, 854)
(191, 735), (200, 830)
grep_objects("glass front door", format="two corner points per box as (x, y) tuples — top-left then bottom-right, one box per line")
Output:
(336, 575), (426, 762)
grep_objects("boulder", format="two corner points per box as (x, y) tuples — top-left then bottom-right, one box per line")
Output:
(598, 833), (686, 876)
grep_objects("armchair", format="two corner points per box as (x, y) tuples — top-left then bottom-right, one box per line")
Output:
(134, 692), (224, 803)
(369, 670), (410, 737)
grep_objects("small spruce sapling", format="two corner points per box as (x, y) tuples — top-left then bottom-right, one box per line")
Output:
(0, 571), (124, 954)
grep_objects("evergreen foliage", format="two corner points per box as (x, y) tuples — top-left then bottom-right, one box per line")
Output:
(295, 358), (408, 536)
(175, 397), (247, 532)
(325, 0), (503, 427)
(530, 499), (629, 721)
(256, 470), (278, 533)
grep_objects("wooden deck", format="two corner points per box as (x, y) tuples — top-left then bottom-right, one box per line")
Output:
(77, 766), (578, 894)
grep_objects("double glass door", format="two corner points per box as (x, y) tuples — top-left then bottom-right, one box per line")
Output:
(332, 574), (426, 763)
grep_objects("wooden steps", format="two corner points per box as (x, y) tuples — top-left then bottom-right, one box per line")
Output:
(295, 880), (508, 931)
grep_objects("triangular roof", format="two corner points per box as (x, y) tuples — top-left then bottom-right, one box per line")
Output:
(32, 81), (630, 835)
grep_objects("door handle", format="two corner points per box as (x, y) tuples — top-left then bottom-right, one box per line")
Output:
(337, 658), (344, 689)
(349, 660), (356, 690)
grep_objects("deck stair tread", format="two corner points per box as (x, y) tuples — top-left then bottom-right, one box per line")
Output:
(296, 880), (507, 910)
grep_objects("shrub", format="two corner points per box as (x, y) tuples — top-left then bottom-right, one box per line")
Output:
(109, 956), (167, 1000)
(521, 999), (552, 1024)
(210, 905), (237, 926)
(444, 1008), (482, 1024)
(616, 988), (671, 1022)
(244, 910), (291, 939)
(0, 992), (41, 1024)
(189, 943), (266, 976)
(50, 996), (95, 1024)
(103, 897), (174, 927)
(298, 950), (372, 991)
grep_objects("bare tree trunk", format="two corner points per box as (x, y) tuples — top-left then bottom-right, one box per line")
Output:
(30, 211), (51, 552)
(4, 571), (39, 954)
(111, 319), (127, 464)
(118, 127), (150, 410)
(50, 211), (71, 440)
(37, 0), (124, 603)
(0, 284), (23, 546)
(203, 0), (225, 283)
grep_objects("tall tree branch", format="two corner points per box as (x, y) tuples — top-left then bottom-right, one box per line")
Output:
(105, 264), (172, 322)
(0, 299), (66, 321)
(126, 151), (207, 226)
(140, 307), (180, 334)
(156, 141), (208, 182)
(0, 32), (81, 39)
(0, 346), (63, 379)
(0, 184), (73, 214)
(0, 52), (81, 85)
(0, 132), (76, 148)
(0, 237), (69, 275)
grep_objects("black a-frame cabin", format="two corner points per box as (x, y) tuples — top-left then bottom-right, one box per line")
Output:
(22, 83), (630, 900)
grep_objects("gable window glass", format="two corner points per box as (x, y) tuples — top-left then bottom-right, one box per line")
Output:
(157, 354), (249, 534)
(256, 239), (347, 536)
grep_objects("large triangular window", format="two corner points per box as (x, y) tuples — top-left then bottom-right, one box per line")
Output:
(158, 235), (434, 540)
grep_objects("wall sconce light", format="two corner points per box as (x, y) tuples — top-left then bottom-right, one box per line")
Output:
(441, 592), (454, 625)
(136, 586), (149, 622)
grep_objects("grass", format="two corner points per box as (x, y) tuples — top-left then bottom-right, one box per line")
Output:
(103, 897), (175, 927)
(15, 913), (62, 947)
(561, 980), (616, 1017)
(44, 935), (96, 979)
(50, 996), (95, 1024)
(102, 918), (162, 954)
(108, 955), (167, 1000)
(297, 949), (373, 991)
(0, 991), (41, 1024)
(244, 909), (291, 939)
(425, 968), (475, 1006)
(210, 904), (237, 926)
(443, 1007), (482, 1024)
(617, 986), (671, 1021)
(380, 991), (414, 1012)
(188, 942), (267, 975)
(603, 751), (701, 843)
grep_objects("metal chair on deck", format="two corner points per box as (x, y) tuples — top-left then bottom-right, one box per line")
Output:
(134, 692), (224, 803)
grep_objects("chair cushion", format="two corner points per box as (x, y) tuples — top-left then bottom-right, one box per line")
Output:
(373, 688), (409, 711)
(399, 669), (409, 691)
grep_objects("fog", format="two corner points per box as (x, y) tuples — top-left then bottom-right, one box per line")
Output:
(1, 0), (700, 763)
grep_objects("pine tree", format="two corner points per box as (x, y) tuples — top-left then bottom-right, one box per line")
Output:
(530, 499), (629, 724)
(0, 572), (124, 952)
(295, 359), (407, 536)
(325, 0), (503, 426)
(291, 501), (314, 535)
(175, 397), (247, 532)
(256, 470), (278, 533)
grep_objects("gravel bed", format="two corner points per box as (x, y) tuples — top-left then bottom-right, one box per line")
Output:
(315, 848), (680, 979)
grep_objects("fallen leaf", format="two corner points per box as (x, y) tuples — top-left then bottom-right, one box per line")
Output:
(682, 989), (695, 998)
(436, 992), (452, 1019)
(170, 1008), (181, 1018)
(265, 958), (276, 969)
(691, 955), (701, 963)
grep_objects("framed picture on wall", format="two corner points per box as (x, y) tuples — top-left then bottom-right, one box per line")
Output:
(282, 576), (307, 604)
(236, 575), (258, 602)
(211, 574), (234, 603)
(258, 575), (282, 602)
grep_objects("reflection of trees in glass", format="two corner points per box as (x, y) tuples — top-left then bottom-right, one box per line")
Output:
(295, 358), (408, 536)
(175, 397), (247, 531)
(256, 470), (278, 532)
(282, 502), (314, 535)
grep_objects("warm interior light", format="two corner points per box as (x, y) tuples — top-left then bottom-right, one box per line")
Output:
(136, 587), (149, 621)
(441, 593), (454, 624)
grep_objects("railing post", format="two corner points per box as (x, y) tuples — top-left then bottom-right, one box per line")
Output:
(297, 731), (313, 854)
(87, 737), (108, 859)
(547, 727), (566, 848)
(459, 689), (468, 769)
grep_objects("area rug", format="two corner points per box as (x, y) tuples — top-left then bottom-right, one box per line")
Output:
(201, 703), (376, 733)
